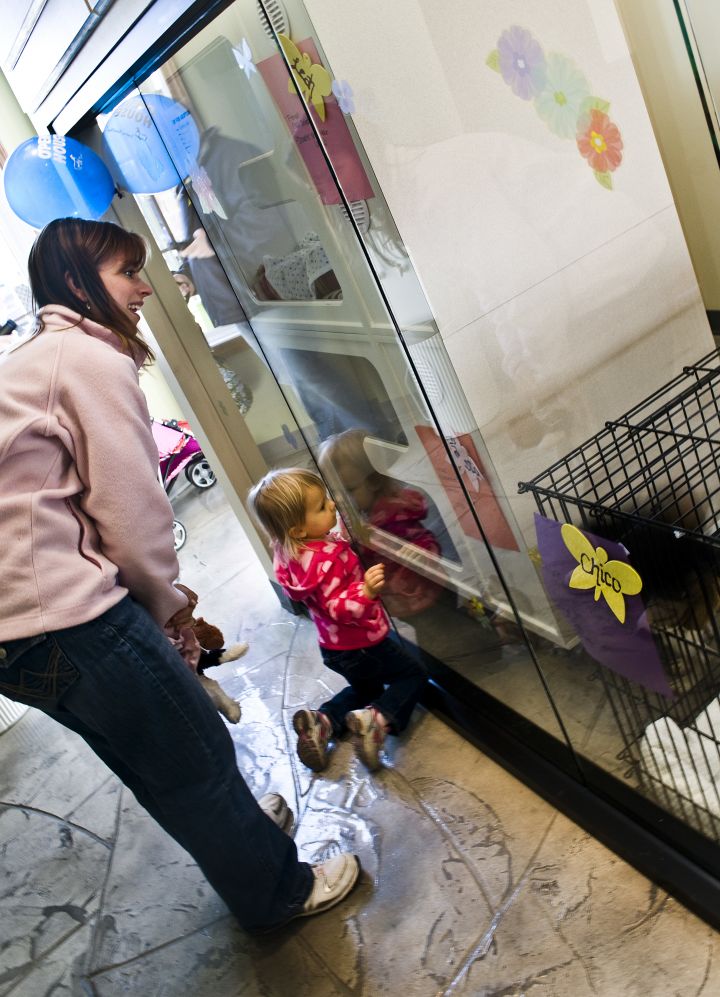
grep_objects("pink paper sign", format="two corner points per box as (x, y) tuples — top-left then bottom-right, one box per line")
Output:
(257, 38), (373, 205)
(416, 425), (519, 551)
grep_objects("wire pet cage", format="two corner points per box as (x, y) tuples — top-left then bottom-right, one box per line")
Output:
(519, 349), (720, 841)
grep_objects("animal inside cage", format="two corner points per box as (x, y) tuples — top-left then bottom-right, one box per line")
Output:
(519, 349), (720, 842)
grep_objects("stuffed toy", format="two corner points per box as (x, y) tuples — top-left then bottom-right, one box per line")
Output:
(191, 617), (248, 724)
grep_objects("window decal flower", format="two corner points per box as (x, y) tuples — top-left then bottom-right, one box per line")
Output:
(487, 27), (624, 190)
(331, 79), (355, 115)
(232, 38), (256, 80)
(495, 26), (547, 101)
(577, 107), (624, 188)
(534, 53), (590, 139)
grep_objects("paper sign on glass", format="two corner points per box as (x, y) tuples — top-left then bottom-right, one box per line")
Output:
(416, 426), (519, 551)
(535, 513), (673, 698)
(257, 37), (373, 205)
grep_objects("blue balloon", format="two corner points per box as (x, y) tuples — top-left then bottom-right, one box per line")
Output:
(3, 136), (116, 229)
(102, 94), (200, 194)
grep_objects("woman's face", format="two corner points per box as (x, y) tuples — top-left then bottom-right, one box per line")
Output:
(97, 254), (153, 325)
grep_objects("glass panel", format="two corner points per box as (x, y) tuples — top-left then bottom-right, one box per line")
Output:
(675, 0), (720, 155)
(100, 0), (576, 755)
(285, 0), (720, 855)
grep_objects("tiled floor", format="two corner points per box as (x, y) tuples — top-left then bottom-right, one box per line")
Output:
(1, 482), (719, 996)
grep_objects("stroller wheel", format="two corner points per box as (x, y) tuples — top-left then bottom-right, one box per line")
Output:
(186, 456), (216, 489)
(173, 519), (187, 551)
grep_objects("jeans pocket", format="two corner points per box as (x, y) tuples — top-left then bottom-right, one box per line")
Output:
(0, 635), (80, 707)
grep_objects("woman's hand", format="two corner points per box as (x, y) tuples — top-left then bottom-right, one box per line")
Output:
(165, 583), (199, 631)
(362, 564), (385, 599)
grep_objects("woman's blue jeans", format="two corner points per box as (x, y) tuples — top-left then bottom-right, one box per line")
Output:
(0, 596), (313, 931)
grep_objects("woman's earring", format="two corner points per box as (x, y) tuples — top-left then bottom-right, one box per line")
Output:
(85, 302), (91, 311)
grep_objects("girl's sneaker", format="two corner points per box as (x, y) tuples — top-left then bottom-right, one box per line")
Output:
(345, 708), (385, 771)
(292, 708), (332, 771)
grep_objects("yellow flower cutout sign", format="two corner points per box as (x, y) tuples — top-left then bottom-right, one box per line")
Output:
(279, 34), (332, 122)
(561, 523), (642, 624)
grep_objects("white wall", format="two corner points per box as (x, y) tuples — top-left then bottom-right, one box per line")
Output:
(304, 0), (714, 541)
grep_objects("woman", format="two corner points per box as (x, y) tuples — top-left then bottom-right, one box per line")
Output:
(0, 217), (359, 931)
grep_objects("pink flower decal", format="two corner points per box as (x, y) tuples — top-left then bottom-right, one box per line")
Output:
(576, 109), (623, 173)
(497, 26), (546, 101)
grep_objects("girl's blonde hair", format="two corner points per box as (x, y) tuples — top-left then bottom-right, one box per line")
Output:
(247, 467), (326, 559)
(318, 429), (396, 501)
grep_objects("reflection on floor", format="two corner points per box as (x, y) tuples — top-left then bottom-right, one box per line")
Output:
(397, 576), (629, 779)
(1, 484), (719, 996)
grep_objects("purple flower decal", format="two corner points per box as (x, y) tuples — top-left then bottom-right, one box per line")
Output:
(498, 26), (546, 101)
(331, 78), (355, 115)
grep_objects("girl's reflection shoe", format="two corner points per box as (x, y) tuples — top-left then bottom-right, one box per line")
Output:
(292, 708), (332, 771)
(258, 792), (294, 834)
(345, 708), (385, 771)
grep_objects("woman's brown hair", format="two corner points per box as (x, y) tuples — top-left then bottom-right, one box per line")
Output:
(27, 217), (154, 363)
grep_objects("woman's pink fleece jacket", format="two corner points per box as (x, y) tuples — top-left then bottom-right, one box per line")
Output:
(0, 306), (188, 640)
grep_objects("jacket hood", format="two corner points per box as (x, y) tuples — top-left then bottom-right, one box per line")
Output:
(274, 535), (346, 600)
(34, 305), (146, 370)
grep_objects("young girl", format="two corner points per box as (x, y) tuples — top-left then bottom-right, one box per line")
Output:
(248, 468), (428, 772)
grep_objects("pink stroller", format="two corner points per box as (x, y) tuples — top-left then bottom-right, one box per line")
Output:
(151, 418), (217, 551)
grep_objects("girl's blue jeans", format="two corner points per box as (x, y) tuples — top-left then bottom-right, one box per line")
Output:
(0, 596), (313, 931)
(319, 634), (428, 735)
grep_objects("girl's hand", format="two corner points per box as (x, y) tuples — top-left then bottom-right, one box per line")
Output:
(362, 564), (385, 598)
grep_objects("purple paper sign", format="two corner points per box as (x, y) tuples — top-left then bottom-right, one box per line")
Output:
(535, 513), (673, 698)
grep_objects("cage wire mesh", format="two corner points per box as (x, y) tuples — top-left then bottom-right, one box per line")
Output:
(519, 349), (720, 841)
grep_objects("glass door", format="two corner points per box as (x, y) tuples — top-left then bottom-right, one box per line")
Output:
(86, 0), (720, 898)
(98, 0), (582, 764)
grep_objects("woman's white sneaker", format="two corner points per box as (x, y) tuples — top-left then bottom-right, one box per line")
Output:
(294, 853), (361, 919)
